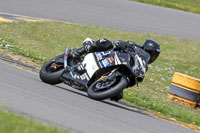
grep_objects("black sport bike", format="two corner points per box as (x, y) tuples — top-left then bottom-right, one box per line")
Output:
(40, 47), (141, 101)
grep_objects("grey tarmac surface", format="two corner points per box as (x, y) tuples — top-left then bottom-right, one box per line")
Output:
(0, 60), (197, 133)
(0, 0), (200, 41)
(0, 0), (199, 133)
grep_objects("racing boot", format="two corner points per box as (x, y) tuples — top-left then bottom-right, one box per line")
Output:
(71, 47), (87, 59)
(71, 38), (95, 59)
(72, 38), (113, 59)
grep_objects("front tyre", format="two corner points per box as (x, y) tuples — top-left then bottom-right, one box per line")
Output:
(39, 54), (64, 85)
(87, 75), (128, 100)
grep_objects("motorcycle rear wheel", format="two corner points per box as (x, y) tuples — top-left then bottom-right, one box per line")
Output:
(87, 75), (128, 100)
(39, 54), (64, 85)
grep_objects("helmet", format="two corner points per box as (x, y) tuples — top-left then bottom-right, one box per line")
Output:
(141, 39), (161, 64)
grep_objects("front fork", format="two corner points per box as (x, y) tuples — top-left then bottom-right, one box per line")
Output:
(98, 69), (130, 88)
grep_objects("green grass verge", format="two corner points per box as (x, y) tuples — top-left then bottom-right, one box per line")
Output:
(0, 21), (200, 127)
(132, 0), (200, 14)
(0, 109), (68, 133)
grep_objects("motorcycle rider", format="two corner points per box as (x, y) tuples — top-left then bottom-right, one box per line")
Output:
(72, 38), (161, 101)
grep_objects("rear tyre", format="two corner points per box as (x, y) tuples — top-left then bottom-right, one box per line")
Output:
(87, 76), (128, 100)
(39, 54), (64, 85)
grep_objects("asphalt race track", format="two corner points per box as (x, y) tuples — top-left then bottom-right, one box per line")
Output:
(0, 0), (200, 41)
(0, 0), (199, 133)
(0, 60), (196, 133)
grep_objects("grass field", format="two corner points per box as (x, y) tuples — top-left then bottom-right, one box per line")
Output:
(0, 109), (68, 133)
(132, 0), (200, 14)
(0, 21), (200, 127)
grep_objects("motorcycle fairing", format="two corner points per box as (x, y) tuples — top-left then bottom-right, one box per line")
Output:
(82, 53), (100, 78)
(62, 50), (90, 87)
(62, 71), (90, 88)
(62, 49), (135, 88)
(81, 50), (121, 79)
(94, 50), (121, 69)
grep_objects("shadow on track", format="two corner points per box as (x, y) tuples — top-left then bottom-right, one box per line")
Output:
(55, 84), (153, 117)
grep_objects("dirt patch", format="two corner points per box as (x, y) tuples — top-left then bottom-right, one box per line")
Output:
(0, 48), (41, 70)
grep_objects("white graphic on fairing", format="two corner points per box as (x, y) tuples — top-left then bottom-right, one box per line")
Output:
(135, 54), (146, 74)
(82, 53), (99, 78)
(70, 72), (89, 80)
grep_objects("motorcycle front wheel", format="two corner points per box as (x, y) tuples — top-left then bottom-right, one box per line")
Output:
(87, 75), (128, 100)
(39, 54), (64, 85)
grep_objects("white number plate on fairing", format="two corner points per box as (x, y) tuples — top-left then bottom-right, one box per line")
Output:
(82, 53), (99, 78)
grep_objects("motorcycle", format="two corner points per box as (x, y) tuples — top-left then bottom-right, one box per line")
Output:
(39, 47), (140, 101)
